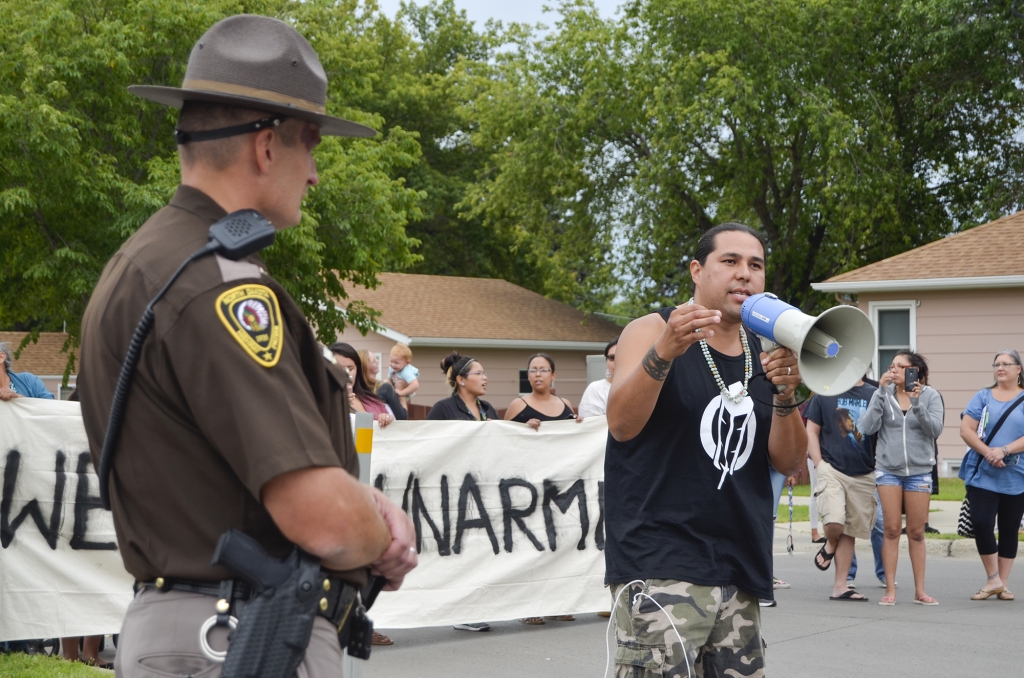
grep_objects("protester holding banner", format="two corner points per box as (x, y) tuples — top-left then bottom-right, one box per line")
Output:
(578, 339), (618, 418)
(505, 354), (582, 431)
(604, 223), (806, 678)
(0, 340), (53, 400)
(330, 342), (396, 427)
(426, 352), (499, 422)
(76, 16), (416, 677)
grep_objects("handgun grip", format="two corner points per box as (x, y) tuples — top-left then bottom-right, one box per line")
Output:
(211, 529), (295, 593)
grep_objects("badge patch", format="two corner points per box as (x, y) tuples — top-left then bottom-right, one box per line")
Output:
(216, 285), (283, 367)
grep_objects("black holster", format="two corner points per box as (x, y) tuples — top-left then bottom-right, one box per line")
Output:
(220, 550), (321, 678)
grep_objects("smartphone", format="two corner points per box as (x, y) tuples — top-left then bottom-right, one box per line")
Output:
(904, 366), (919, 392)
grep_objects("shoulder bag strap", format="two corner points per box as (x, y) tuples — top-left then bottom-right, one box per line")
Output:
(983, 392), (1024, 446)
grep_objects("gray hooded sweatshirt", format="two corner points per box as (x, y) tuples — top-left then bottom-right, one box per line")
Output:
(860, 384), (944, 476)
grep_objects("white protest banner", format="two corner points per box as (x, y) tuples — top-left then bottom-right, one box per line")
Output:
(368, 417), (608, 629)
(0, 398), (134, 641)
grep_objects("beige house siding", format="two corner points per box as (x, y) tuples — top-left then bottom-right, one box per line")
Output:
(334, 327), (595, 410)
(855, 288), (1024, 474)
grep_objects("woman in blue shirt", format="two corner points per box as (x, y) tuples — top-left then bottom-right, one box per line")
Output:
(959, 349), (1024, 601)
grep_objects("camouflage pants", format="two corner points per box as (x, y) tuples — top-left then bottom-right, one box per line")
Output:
(610, 579), (765, 678)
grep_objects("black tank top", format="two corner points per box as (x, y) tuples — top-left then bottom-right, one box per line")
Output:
(511, 397), (575, 422)
(604, 307), (775, 600)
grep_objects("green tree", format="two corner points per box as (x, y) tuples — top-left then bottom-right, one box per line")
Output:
(0, 0), (423, 376)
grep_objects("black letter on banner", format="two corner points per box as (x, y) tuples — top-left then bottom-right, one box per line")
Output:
(453, 474), (498, 555)
(1, 450), (66, 549)
(595, 481), (605, 551)
(541, 479), (589, 551)
(498, 478), (544, 553)
(412, 475), (450, 556)
(401, 473), (414, 514)
(70, 453), (116, 550)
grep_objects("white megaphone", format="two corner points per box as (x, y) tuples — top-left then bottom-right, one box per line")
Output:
(740, 293), (876, 395)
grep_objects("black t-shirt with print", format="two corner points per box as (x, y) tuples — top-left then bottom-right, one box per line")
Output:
(804, 383), (876, 477)
(604, 308), (775, 600)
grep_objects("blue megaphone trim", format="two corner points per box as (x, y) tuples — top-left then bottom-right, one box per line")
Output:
(740, 293), (792, 344)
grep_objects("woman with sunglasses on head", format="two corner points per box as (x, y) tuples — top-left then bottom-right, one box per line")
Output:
(358, 349), (407, 420)
(861, 351), (944, 606)
(504, 354), (583, 431)
(959, 350), (1024, 602)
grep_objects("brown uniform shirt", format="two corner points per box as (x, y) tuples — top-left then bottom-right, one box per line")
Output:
(79, 185), (362, 583)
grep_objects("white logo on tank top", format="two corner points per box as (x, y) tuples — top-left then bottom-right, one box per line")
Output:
(700, 381), (756, 489)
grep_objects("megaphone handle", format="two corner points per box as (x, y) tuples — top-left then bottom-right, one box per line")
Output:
(756, 335), (785, 395)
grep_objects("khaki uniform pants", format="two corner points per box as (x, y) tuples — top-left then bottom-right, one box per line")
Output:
(611, 579), (765, 678)
(114, 588), (345, 678)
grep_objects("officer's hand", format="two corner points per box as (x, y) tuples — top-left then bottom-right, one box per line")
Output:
(368, 488), (418, 591)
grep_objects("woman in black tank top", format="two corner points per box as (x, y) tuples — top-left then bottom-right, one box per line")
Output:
(504, 353), (582, 625)
(504, 353), (582, 430)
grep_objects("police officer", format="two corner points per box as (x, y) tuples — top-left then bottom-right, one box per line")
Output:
(77, 15), (416, 677)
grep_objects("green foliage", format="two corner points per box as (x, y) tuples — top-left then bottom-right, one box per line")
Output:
(0, 0), (423, 369)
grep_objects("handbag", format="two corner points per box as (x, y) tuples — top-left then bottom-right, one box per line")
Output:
(957, 392), (1024, 538)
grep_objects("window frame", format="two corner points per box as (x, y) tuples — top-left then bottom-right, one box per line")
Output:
(868, 300), (917, 380)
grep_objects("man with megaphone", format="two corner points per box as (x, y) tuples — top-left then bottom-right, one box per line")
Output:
(604, 223), (807, 678)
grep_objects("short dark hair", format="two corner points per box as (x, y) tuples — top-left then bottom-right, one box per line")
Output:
(177, 100), (300, 170)
(604, 338), (618, 359)
(894, 350), (929, 385)
(695, 222), (767, 266)
(527, 353), (555, 372)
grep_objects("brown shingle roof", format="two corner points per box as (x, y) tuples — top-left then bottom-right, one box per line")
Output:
(340, 273), (621, 343)
(822, 211), (1024, 284)
(0, 332), (76, 376)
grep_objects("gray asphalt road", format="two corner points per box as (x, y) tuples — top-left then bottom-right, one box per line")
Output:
(365, 554), (1023, 678)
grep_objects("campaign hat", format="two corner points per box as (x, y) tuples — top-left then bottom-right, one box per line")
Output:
(128, 14), (375, 138)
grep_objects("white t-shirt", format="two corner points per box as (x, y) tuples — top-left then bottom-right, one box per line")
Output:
(578, 378), (612, 417)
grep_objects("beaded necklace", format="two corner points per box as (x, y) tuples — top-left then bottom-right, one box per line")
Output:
(688, 298), (752, 404)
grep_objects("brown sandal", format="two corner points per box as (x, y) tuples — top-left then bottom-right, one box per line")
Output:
(998, 589), (1015, 601)
(544, 615), (576, 621)
(970, 587), (1004, 600)
(371, 631), (393, 646)
(519, 617), (545, 625)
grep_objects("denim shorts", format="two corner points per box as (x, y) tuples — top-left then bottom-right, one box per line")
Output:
(875, 469), (932, 493)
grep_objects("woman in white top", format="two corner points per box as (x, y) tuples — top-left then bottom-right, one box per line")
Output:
(578, 338), (618, 417)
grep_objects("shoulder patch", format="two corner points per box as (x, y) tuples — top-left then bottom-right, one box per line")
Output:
(216, 285), (284, 367)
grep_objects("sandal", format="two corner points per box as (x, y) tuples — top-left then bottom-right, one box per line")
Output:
(519, 617), (545, 625)
(544, 615), (575, 621)
(970, 587), (1004, 601)
(878, 596), (896, 606)
(372, 632), (393, 646)
(829, 590), (868, 602)
(814, 543), (835, 571)
(998, 589), (1015, 601)
(913, 595), (939, 606)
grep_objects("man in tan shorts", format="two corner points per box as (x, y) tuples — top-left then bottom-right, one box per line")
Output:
(806, 379), (879, 601)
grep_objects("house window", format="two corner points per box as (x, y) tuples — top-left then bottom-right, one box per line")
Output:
(869, 301), (916, 379)
(519, 369), (531, 395)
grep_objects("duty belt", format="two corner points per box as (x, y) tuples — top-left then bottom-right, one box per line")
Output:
(136, 574), (362, 636)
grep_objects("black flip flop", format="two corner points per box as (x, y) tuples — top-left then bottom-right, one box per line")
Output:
(814, 543), (835, 571)
(830, 590), (868, 602)
(812, 537), (826, 544)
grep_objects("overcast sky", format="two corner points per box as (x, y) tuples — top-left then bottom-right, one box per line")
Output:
(375, 0), (625, 29)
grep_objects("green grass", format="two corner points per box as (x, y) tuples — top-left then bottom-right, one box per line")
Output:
(776, 504), (810, 522)
(0, 654), (106, 677)
(789, 477), (966, 501)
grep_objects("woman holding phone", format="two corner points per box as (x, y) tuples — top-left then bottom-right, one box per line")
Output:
(861, 351), (945, 606)
(959, 350), (1024, 601)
